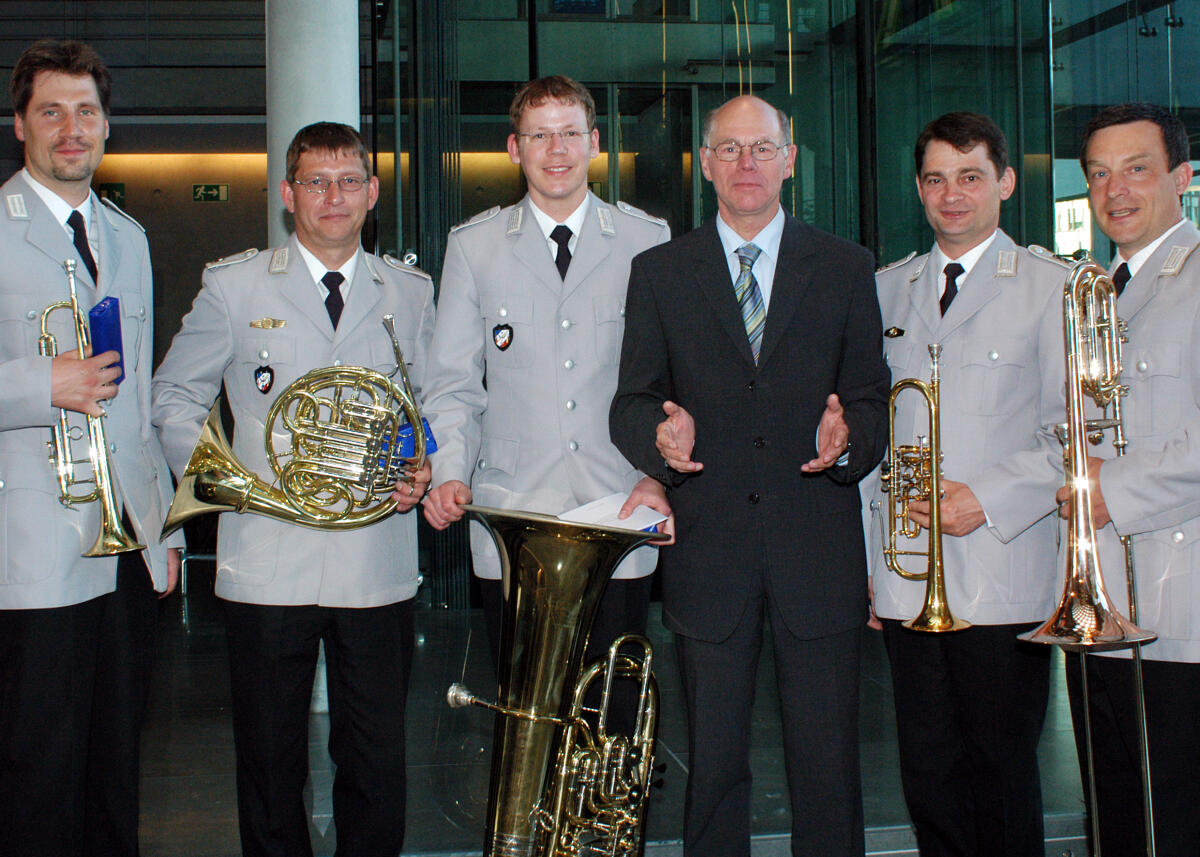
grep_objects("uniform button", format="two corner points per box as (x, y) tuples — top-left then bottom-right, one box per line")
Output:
(478, 459), (487, 470)
(333, 359), (343, 366)
(619, 306), (625, 317)
(564, 359), (574, 370)
(26, 309), (36, 320)
(746, 381), (756, 392)
(110, 442), (118, 453)
(869, 499), (880, 511)
(988, 350), (999, 361)
(561, 318), (572, 329)
(748, 492), (760, 504)
(1136, 360), (1148, 373)
(259, 349), (269, 361)
(754, 437), (765, 448)
(139, 307), (146, 318)
(1173, 530), (1185, 544)
(498, 307), (508, 318)
(0, 480), (5, 489)
(568, 440), (579, 451)
(566, 400), (576, 410)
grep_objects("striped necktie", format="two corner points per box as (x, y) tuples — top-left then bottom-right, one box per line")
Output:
(735, 243), (766, 363)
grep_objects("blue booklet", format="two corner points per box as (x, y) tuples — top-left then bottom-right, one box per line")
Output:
(88, 296), (125, 385)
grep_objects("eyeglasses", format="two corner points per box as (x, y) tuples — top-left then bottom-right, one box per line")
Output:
(515, 129), (591, 146)
(706, 140), (788, 162)
(292, 176), (369, 194)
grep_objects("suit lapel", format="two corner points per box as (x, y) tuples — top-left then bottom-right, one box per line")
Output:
(935, 233), (1011, 338)
(509, 198), (564, 296)
(332, 249), (383, 347)
(757, 217), (814, 367)
(1119, 222), (1200, 322)
(693, 222), (756, 365)
(561, 196), (611, 299)
(279, 235), (337, 340)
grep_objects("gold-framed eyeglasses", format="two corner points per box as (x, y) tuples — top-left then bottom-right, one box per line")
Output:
(515, 129), (590, 146)
(293, 176), (369, 194)
(706, 140), (788, 162)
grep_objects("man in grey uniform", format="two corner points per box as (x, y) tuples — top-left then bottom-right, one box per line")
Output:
(1061, 102), (1200, 856)
(867, 112), (1066, 857)
(152, 122), (434, 857)
(422, 75), (672, 668)
(0, 40), (180, 856)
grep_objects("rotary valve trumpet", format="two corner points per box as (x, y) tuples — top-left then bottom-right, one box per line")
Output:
(161, 315), (433, 536)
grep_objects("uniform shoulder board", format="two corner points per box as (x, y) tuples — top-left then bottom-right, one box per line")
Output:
(615, 200), (667, 227)
(1026, 244), (1073, 268)
(450, 205), (501, 233)
(876, 251), (916, 274)
(383, 253), (432, 282)
(100, 197), (146, 233)
(205, 248), (259, 270)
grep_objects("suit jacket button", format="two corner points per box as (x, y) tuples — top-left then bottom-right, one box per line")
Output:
(748, 492), (759, 504)
(753, 437), (765, 448)
(746, 381), (755, 392)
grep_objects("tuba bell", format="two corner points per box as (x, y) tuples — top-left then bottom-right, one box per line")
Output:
(39, 259), (145, 557)
(160, 314), (434, 536)
(446, 505), (668, 857)
(881, 344), (968, 632)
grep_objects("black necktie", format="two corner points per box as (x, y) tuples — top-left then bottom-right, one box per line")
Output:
(941, 262), (964, 316)
(67, 210), (99, 285)
(323, 271), (345, 329)
(550, 224), (572, 280)
(1112, 262), (1131, 297)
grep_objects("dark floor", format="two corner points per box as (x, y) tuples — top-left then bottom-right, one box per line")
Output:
(140, 562), (1087, 856)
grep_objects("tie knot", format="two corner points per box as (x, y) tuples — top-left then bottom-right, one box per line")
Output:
(322, 271), (345, 293)
(737, 243), (762, 271)
(551, 224), (572, 249)
(67, 210), (85, 232)
(943, 262), (965, 284)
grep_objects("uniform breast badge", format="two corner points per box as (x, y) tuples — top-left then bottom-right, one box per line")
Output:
(493, 324), (513, 351)
(254, 365), (275, 394)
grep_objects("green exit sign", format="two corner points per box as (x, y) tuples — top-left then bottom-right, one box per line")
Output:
(193, 184), (229, 202)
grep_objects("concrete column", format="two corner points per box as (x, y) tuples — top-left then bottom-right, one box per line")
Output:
(265, 0), (360, 247)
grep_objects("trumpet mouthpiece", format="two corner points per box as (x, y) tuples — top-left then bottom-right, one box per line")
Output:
(446, 682), (475, 709)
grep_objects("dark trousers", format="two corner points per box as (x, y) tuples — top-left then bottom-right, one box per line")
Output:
(0, 551), (158, 857)
(881, 620), (1050, 857)
(676, 602), (864, 857)
(1065, 652), (1200, 857)
(222, 599), (414, 857)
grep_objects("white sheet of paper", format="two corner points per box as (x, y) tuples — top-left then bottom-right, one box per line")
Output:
(558, 492), (668, 532)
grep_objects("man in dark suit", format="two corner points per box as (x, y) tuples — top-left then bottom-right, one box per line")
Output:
(610, 94), (889, 857)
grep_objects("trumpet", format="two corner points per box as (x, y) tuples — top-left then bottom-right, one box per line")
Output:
(161, 314), (433, 536)
(39, 260), (145, 557)
(1020, 260), (1156, 855)
(881, 343), (968, 632)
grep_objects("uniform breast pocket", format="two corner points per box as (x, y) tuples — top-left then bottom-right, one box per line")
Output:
(593, 295), (626, 366)
(236, 334), (299, 395)
(1124, 342), (1182, 437)
(0, 293), (42, 358)
(883, 340), (915, 381)
(118, 291), (146, 372)
(957, 337), (1029, 416)
(480, 293), (534, 370)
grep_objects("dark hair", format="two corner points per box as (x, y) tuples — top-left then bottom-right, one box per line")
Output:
(285, 122), (371, 182)
(10, 40), (112, 117)
(914, 112), (1009, 178)
(1079, 103), (1191, 173)
(509, 75), (596, 133)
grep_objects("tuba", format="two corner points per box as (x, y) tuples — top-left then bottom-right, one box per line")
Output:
(446, 505), (668, 857)
(881, 344), (968, 632)
(1019, 260), (1156, 855)
(39, 259), (145, 557)
(160, 315), (433, 536)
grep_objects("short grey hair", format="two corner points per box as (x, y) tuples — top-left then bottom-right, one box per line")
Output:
(701, 102), (792, 148)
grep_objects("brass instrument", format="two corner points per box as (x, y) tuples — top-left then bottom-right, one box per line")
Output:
(160, 314), (428, 536)
(39, 259), (145, 556)
(1020, 260), (1156, 855)
(446, 505), (668, 857)
(881, 344), (968, 632)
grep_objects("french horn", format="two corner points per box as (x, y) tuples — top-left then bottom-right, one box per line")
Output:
(160, 315), (433, 536)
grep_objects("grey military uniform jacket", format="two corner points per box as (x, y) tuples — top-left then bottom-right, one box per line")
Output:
(865, 230), (1066, 625)
(423, 193), (669, 580)
(1090, 220), (1200, 663)
(0, 172), (178, 608)
(152, 234), (435, 607)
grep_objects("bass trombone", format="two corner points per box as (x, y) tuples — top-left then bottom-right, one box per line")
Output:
(1020, 260), (1156, 855)
(881, 344), (968, 632)
(161, 314), (434, 536)
(39, 259), (144, 557)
